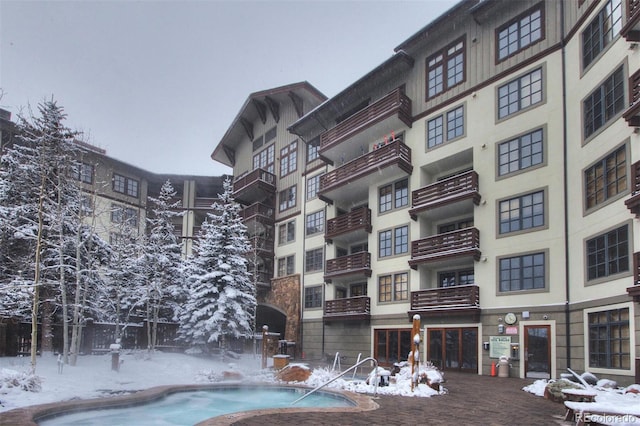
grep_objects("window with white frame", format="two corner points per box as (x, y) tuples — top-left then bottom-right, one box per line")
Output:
(253, 144), (275, 174)
(427, 105), (465, 148)
(307, 136), (320, 163)
(426, 38), (465, 99)
(499, 190), (544, 234)
(586, 224), (629, 281)
(498, 128), (544, 176)
(499, 252), (545, 292)
(307, 174), (321, 200)
(497, 4), (543, 61)
(279, 185), (296, 212)
(306, 210), (324, 236)
(498, 68), (543, 119)
(582, 0), (622, 69)
(583, 66), (625, 139)
(280, 140), (298, 177)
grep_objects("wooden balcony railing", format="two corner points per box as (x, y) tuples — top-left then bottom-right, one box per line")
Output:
(324, 252), (371, 282)
(324, 296), (371, 321)
(409, 228), (481, 269)
(233, 168), (276, 204)
(622, 0), (640, 41)
(325, 206), (372, 243)
(408, 285), (480, 318)
(629, 252), (640, 302)
(320, 88), (412, 152)
(625, 160), (640, 216)
(240, 202), (275, 224)
(319, 140), (412, 199)
(247, 235), (274, 256)
(251, 270), (273, 289)
(410, 171), (480, 219)
(194, 197), (217, 209)
(624, 69), (640, 127)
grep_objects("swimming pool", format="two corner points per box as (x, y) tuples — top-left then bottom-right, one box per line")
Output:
(36, 385), (363, 426)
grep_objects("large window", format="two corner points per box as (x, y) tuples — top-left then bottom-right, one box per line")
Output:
(427, 38), (465, 99)
(305, 248), (324, 273)
(498, 128), (544, 176)
(379, 225), (409, 258)
(585, 145), (627, 209)
(582, 0), (622, 69)
(306, 210), (324, 236)
(277, 255), (295, 277)
(499, 252), (545, 292)
(307, 136), (320, 163)
(588, 307), (630, 369)
(499, 190), (544, 234)
(439, 270), (475, 287)
(307, 174), (321, 200)
(113, 174), (139, 198)
(583, 66), (625, 139)
(497, 5), (543, 61)
(498, 68), (543, 119)
(375, 329), (411, 366)
(379, 179), (408, 213)
(253, 144), (275, 174)
(378, 272), (409, 302)
(280, 140), (298, 177)
(427, 105), (465, 148)
(586, 224), (629, 280)
(279, 185), (296, 212)
(110, 204), (138, 227)
(73, 162), (94, 184)
(304, 286), (323, 309)
(278, 220), (295, 245)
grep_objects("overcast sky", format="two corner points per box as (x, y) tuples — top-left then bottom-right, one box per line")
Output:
(0, 0), (457, 176)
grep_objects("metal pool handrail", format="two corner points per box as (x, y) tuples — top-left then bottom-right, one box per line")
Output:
(291, 357), (379, 405)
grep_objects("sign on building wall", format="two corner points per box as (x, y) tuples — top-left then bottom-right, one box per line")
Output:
(489, 336), (511, 359)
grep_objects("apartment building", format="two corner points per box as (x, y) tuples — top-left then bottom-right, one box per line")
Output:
(213, 0), (640, 384)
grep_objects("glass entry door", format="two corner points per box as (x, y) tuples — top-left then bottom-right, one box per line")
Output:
(428, 327), (477, 372)
(524, 325), (551, 379)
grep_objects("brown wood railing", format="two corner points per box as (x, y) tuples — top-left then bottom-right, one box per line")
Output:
(624, 69), (640, 126)
(319, 140), (412, 195)
(240, 202), (275, 222)
(629, 252), (640, 302)
(324, 252), (371, 281)
(194, 197), (217, 209)
(625, 161), (640, 216)
(320, 88), (412, 151)
(409, 285), (479, 315)
(324, 296), (371, 321)
(251, 270), (273, 288)
(325, 206), (372, 242)
(233, 168), (276, 194)
(622, 0), (640, 41)
(410, 171), (480, 218)
(409, 228), (480, 268)
(247, 235), (274, 255)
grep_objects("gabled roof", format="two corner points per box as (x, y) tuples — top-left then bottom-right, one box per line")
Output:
(211, 81), (326, 167)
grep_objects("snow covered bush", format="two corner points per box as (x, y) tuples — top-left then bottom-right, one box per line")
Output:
(0, 368), (42, 393)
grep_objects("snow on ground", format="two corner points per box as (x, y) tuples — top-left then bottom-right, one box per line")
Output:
(0, 351), (444, 413)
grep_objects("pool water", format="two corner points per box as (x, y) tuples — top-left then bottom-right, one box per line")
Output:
(38, 387), (354, 426)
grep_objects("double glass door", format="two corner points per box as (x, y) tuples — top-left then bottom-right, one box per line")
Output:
(428, 328), (478, 372)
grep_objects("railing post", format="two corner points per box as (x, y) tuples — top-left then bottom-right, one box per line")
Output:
(261, 325), (268, 369)
(411, 314), (421, 392)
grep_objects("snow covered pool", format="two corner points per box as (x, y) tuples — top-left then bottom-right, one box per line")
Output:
(37, 386), (355, 426)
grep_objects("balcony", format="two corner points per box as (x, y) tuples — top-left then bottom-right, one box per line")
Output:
(241, 202), (275, 235)
(624, 69), (640, 127)
(320, 88), (412, 165)
(325, 206), (372, 244)
(324, 252), (372, 283)
(409, 228), (481, 269)
(193, 197), (217, 209)
(319, 139), (412, 205)
(625, 160), (640, 216)
(409, 171), (481, 221)
(251, 269), (273, 290)
(247, 234), (274, 257)
(408, 285), (480, 318)
(628, 252), (640, 302)
(233, 168), (276, 205)
(324, 296), (371, 322)
(621, 0), (640, 42)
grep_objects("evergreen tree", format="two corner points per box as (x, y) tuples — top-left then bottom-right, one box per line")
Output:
(178, 178), (255, 355)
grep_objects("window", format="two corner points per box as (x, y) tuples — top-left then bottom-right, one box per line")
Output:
(498, 68), (543, 119)
(439, 270), (474, 287)
(113, 174), (139, 198)
(306, 210), (324, 236)
(586, 224), (629, 280)
(280, 140), (298, 177)
(585, 145), (627, 209)
(582, 0), (622, 69)
(305, 286), (323, 309)
(73, 162), (94, 184)
(499, 252), (545, 292)
(111, 204), (138, 227)
(497, 5), (543, 61)
(427, 38), (465, 99)
(584, 66), (625, 139)
(305, 248), (324, 272)
(307, 174), (321, 200)
(498, 128), (544, 176)
(438, 219), (473, 234)
(499, 190), (544, 234)
(427, 105), (465, 148)
(253, 144), (275, 174)
(279, 185), (296, 212)
(588, 307), (630, 369)
(307, 136), (320, 163)
(80, 194), (93, 215)
(278, 220), (295, 245)
(375, 329), (411, 366)
(378, 272), (409, 302)
(379, 179), (409, 213)
(277, 255), (295, 277)
(379, 225), (409, 258)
